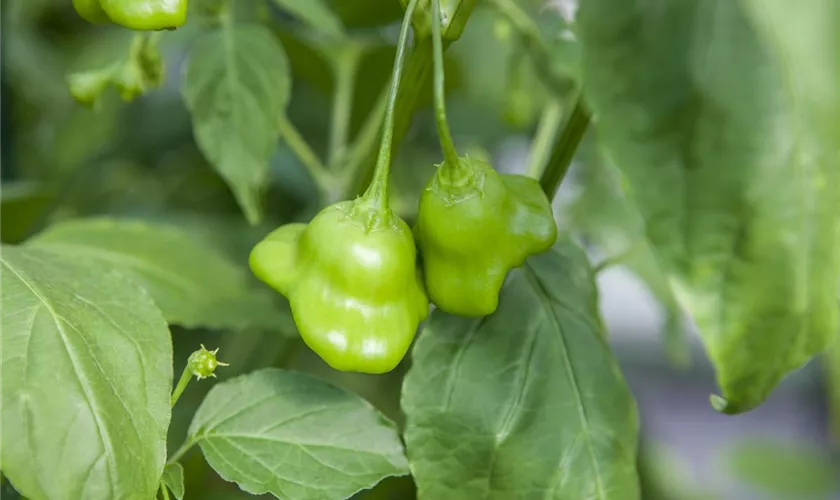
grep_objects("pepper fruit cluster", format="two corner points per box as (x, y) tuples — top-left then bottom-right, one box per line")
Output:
(73, 0), (187, 30)
(250, 158), (556, 374)
(249, 0), (556, 374)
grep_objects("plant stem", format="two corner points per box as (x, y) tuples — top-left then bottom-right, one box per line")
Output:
(328, 45), (362, 167)
(431, 0), (461, 174)
(539, 97), (590, 199)
(167, 439), (195, 465)
(346, 41), (431, 199)
(526, 99), (563, 178)
(361, 0), (419, 210)
(347, 3), (475, 199)
(342, 84), (388, 186)
(277, 115), (331, 186)
(159, 482), (171, 500)
(169, 363), (193, 408)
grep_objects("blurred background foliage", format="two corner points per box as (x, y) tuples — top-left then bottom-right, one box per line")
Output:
(2, 0), (838, 498)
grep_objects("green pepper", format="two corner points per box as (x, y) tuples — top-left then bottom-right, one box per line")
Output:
(250, 200), (429, 374)
(73, 0), (111, 24)
(416, 0), (557, 317)
(100, 0), (187, 30)
(251, 0), (424, 373)
(415, 156), (557, 317)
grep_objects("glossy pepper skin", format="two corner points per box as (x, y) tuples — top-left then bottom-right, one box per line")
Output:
(415, 157), (557, 317)
(73, 0), (111, 24)
(100, 0), (187, 30)
(250, 200), (429, 374)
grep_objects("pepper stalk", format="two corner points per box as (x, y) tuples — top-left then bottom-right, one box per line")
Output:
(359, 0), (420, 212)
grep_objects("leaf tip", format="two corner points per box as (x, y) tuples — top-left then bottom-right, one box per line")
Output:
(709, 394), (727, 411)
(710, 394), (740, 414)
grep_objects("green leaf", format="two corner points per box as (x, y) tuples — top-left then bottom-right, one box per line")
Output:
(1, 245), (172, 500)
(28, 217), (292, 333)
(161, 463), (185, 500)
(271, 0), (344, 39)
(402, 240), (640, 500)
(639, 445), (715, 500)
(326, 0), (402, 28)
(578, 0), (840, 413)
(187, 369), (408, 499)
(182, 23), (291, 224)
(565, 148), (689, 367)
(0, 182), (53, 244)
(724, 438), (839, 496)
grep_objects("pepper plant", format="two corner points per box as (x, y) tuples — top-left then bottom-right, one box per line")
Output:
(1, 0), (838, 499)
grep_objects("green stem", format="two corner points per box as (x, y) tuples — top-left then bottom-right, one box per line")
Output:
(169, 363), (193, 408)
(277, 115), (331, 186)
(361, 0), (419, 210)
(347, 2), (475, 199)
(159, 482), (171, 500)
(342, 84), (388, 186)
(350, 41), (431, 198)
(539, 97), (591, 199)
(167, 439), (195, 465)
(488, 0), (573, 95)
(328, 45), (362, 167)
(147, 30), (163, 45)
(219, 0), (233, 30)
(526, 99), (563, 178)
(431, 0), (461, 174)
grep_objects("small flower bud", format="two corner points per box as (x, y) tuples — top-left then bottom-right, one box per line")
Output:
(188, 345), (229, 380)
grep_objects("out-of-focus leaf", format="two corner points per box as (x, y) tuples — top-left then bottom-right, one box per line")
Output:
(1, 245), (172, 500)
(564, 145), (689, 366)
(182, 23), (291, 224)
(402, 240), (639, 499)
(0, 182), (54, 244)
(29, 218), (293, 333)
(451, 8), (539, 126)
(271, 0), (344, 38)
(578, 0), (840, 413)
(724, 438), (839, 496)
(326, 0), (402, 28)
(187, 369), (409, 499)
(536, 1), (580, 81)
(51, 101), (121, 174)
(638, 444), (715, 500)
(488, 0), (580, 94)
(149, 211), (275, 263)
